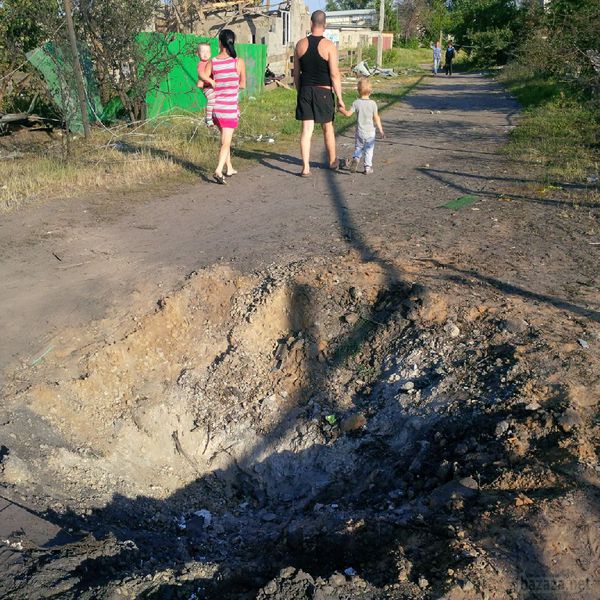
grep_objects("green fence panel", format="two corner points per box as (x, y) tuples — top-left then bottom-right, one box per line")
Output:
(26, 43), (104, 133)
(139, 32), (266, 119)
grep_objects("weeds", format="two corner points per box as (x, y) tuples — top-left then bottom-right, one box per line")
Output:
(500, 64), (599, 182)
(355, 361), (380, 383)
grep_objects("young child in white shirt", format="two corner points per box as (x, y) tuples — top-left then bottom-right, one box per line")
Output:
(339, 78), (385, 174)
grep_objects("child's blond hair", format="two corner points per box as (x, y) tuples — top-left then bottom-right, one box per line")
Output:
(357, 77), (372, 97)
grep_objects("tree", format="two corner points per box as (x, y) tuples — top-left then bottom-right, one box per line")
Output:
(451, 0), (523, 66)
(544, 0), (600, 99)
(0, 0), (61, 110)
(325, 0), (372, 10)
(397, 0), (428, 44)
(373, 0), (399, 34)
(423, 0), (451, 43)
(79, 0), (173, 122)
(64, 0), (91, 137)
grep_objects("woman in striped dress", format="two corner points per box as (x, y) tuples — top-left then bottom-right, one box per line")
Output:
(199, 29), (246, 185)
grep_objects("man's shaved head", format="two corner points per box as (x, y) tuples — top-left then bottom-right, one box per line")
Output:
(311, 10), (326, 27)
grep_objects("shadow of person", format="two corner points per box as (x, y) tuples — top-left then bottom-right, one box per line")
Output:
(233, 148), (305, 176)
(113, 140), (214, 183)
(422, 258), (600, 323)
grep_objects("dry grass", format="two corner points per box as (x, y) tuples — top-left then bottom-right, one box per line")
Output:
(1, 149), (177, 211)
(1, 76), (421, 212)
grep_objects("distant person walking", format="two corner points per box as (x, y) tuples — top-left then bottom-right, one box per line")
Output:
(293, 10), (345, 177)
(445, 42), (456, 76)
(431, 41), (442, 75)
(199, 29), (246, 184)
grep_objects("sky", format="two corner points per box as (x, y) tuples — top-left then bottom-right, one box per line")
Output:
(307, 0), (326, 10)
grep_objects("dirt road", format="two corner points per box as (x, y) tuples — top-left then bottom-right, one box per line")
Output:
(1, 73), (599, 599)
(4, 73), (596, 377)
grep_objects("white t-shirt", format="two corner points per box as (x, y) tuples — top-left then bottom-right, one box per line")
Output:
(350, 98), (378, 138)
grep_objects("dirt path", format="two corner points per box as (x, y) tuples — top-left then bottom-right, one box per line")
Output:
(1, 74), (599, 599)
(1, 73), (597, 377)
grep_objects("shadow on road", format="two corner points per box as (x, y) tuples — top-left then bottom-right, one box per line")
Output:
(421, 258), (600, 323)
(418, 166), (600, 209)
(114, 140), (214, 183)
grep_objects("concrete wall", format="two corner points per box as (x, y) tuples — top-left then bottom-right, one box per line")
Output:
(326, 27), (372, 50)
(372, 33), (394, 51)
(197, 0), (310, 75)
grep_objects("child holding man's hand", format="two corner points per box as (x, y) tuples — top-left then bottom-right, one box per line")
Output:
(339, 78), (384, 174)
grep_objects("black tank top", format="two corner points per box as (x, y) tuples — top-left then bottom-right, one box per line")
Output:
(299, 35), (332, 87)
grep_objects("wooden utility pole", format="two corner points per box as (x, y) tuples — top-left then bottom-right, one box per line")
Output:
(376, 0), (385, 68)
(63, 0), (91, 138)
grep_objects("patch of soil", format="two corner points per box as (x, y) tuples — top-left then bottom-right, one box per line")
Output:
(1, 250), (598, 599)
(0, 126), (60, 158)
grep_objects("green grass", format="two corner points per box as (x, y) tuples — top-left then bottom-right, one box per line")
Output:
(1, 75), (422, 211)
(500, 64), (599, 182)
(237, 75), (422, 145)
(358, 46), (431, 70)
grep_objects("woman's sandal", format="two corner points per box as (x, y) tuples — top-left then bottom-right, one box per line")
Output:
(224, 169), (238, 177)
(213, 173), (227, 185)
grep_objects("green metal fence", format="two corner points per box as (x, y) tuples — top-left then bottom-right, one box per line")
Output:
(26, 43), (104, 132)
(140, 33), (267, 119)
(27, 34), (267, 129)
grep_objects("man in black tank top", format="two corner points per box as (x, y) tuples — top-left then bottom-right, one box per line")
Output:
(294, 10), (345, 177)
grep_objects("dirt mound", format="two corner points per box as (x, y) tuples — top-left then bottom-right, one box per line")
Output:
(1, 253), (598, 599)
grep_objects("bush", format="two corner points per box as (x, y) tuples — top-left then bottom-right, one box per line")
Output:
(452, 0), (523, 68)
(467, 26), (515, 67)
(383, 48), (396, 64)
(501, 63), (598, 181)
(396, 37), (421, 49)
(544, 0), (599, 105)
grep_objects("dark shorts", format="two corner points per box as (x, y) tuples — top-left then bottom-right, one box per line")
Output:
(295, 86), (335, 123)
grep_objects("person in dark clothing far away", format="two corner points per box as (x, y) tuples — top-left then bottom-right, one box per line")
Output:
(445, 42), (456, 76)
(294, 10), (345, 177)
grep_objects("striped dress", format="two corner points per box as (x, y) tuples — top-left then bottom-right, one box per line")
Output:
(212, 55), (240, 129)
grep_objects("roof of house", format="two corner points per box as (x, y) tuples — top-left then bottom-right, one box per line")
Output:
(326, 9), (377, 17)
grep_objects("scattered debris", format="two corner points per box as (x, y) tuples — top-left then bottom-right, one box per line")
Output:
(353, 61), (396, 78)
(193, 509), (212, 528)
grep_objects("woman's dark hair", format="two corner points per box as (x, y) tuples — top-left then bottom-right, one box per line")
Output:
(219, 29), (237, 59)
